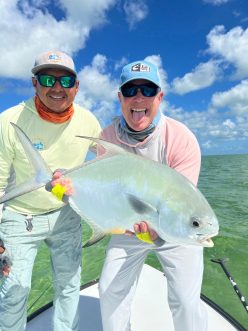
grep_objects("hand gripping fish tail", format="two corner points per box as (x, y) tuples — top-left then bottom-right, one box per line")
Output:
(45, 182), (69, 204)
(45, 170), (71, 204)
(0, 239), (12, 278)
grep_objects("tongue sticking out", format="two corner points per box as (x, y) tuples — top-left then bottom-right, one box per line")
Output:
(132, 110), (146, 122)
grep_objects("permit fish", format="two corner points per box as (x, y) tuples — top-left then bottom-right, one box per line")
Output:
(0, 123), (219, 247)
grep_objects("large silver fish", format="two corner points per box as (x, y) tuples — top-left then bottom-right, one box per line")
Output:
(0, 123), (219, 247)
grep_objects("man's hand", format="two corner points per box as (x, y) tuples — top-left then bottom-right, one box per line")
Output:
(134, 221), (158, 241)
(125, 221), (158, 244)
(1, 256), (11, 277)
(0, 239), (4, 254)
(45, 170), (74, 203)
(0, 239), (11, 277)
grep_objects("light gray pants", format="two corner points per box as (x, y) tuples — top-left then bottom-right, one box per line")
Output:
(99, 235), (207, 331)
(0, 204), (82, 331)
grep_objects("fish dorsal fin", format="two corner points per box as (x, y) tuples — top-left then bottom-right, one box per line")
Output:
(127, 193), (158, 216)
(76, 136), (127, 157)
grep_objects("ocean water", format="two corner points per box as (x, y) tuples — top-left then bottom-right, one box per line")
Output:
(199, 154), (248, 329)
(27, 154), (248, 329)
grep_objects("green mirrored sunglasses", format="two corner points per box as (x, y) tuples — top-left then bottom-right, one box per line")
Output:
(36, 74), (76, 88)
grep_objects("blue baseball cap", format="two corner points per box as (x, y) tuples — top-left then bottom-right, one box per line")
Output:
(120, 60), (161, 88)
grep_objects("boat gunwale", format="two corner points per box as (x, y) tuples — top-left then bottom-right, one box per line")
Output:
(201, 294), (247, 331)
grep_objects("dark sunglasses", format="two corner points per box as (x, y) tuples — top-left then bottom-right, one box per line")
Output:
(36, 74), (76, 88)
(121, 83), (160, 97)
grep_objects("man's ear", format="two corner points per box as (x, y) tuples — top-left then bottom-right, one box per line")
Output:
(157, 91), (164, 102)
(32, 77), (37, 87)
(75, 80), (80, 93)
(118, 91), (122, 102)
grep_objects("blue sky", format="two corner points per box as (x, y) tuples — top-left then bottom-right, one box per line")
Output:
(0, 0), (248, 155)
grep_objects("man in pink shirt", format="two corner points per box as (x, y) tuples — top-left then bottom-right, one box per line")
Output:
(98, 60), (207, 331)
(48, 60), (207, 331)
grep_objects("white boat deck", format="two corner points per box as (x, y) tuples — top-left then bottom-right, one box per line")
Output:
(27, 264), (239, 331)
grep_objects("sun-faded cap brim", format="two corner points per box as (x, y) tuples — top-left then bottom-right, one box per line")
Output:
(32, 51), (77, 76)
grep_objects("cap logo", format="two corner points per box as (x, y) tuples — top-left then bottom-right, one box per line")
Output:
(48, 54), (61, 62)
(131, 63), (150, 72)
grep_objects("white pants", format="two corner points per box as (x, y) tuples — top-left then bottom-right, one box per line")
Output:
(99, 235), (207, 331)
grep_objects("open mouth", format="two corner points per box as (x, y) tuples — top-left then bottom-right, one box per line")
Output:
(131, 108), (147, 121)
(131, 108), (147, 112)
(197, 232), (219, 247)
(50, 96), (65, 100)
(200, 237), (214, 247)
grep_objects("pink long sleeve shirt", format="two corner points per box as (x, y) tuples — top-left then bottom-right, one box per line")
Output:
(100, 114), (201, 186)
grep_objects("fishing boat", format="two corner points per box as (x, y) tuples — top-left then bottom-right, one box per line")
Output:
(27, 263), (246, 331)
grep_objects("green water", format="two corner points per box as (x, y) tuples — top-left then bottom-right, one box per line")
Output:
(200, 154), (248, 329)
(28, 154), (248, 329)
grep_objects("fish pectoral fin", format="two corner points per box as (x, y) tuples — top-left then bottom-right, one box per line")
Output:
(127, 194), (158, 216)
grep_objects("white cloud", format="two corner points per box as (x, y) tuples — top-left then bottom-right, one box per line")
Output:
(202, 140), (214, 149)
(207, 25), (248, 79)
(163, 99), (248, 148)
(76, 54), (119, 126)
(203, 0), (230, 5)
(144, 55), (169, 93)
(59, 0), (116, 26)
(114, 57), (129, 71)
(223, 119), (236, 129)
(170, 61), (221, 95)
(210, 79), (248, 115)
(123, 0), (148, 30)
(0, 0), (116, 79)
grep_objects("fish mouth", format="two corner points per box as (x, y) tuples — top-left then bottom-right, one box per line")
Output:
(197, 232), (218, 247)
(199, 237), (214, 247)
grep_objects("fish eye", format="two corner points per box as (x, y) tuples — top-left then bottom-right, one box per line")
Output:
(191, 217), (201, 228)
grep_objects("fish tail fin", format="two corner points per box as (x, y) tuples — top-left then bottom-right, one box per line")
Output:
(11, 123), (52, 180)
(0, 123), (53, 204)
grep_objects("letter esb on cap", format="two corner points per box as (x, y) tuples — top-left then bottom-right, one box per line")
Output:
(120, 60), (161, 88)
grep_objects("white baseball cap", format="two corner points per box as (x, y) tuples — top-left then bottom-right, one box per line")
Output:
(32, 51), (77, 76)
